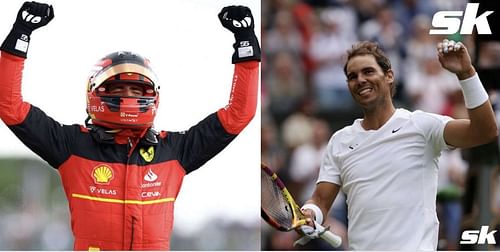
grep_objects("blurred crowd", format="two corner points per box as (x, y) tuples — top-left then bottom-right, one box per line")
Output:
(261, 0), (500, 250)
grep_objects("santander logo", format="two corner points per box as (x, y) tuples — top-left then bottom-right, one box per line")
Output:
(144, 169), (158, 182)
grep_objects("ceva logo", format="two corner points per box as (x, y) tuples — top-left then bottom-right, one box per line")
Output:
(429, 3), (494, 35)
(460, 226), (497, 245)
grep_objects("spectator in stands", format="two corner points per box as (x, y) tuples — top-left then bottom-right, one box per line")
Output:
(309, 8), (356, 111)
(265, 51), (307, 123)
(405, 52), (461, 114)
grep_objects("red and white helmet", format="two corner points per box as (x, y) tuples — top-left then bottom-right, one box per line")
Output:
(86, 51), (159, 129)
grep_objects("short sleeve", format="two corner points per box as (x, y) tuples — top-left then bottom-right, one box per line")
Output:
(412, 110), (453, 153)
(317, 134), (342, 185)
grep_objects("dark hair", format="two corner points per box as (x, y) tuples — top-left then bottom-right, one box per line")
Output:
(343, 41), (395, 96)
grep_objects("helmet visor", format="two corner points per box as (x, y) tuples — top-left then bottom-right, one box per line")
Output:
(99, 96), (156, 113)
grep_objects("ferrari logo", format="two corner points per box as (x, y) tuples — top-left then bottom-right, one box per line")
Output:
(140, 146), (155, 163)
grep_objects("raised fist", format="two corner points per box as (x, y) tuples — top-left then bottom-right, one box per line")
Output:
(15, 1), (54, 32)
(218, 6), (254, 35)
(218, 5), (260, 64)
(1, 1), (54, 58)
(437, 39), (475, 80)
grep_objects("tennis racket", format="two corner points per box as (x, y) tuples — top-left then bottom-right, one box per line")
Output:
(261, 163), (342, 248)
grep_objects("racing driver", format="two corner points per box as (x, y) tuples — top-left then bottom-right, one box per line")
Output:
(0, 2), (260, 250)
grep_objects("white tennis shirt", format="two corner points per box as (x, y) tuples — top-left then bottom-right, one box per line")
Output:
(318, 108), (452, 250)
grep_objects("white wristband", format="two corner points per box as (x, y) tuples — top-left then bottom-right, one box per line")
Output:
(459, 73), (489, 109)
(301, 203), (323, 225)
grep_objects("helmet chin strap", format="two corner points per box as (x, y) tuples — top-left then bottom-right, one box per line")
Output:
(112, 128), (149, 157)
(105, 129), (123, 134)
(85, 114), (151, 144)
(84, 115), (91, 127)
(111, 128), (149, 146)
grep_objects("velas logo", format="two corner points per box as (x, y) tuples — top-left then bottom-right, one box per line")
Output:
(89, 185), (117, 195)
(92, 165), (114, 185)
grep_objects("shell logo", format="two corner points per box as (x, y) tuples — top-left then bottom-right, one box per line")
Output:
(92, 165), (114, 185)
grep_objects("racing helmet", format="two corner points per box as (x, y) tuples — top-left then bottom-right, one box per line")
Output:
(86, 51), (160, 129)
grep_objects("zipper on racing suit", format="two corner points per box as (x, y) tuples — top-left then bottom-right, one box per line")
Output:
(123, 137), (134, 249)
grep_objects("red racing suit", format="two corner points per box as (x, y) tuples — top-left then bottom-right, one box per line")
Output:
(0, 52), (258, 250)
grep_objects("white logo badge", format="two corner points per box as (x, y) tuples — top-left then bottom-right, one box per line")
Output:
(429, 3), (494, 35)
(460, 226), (497, 244)
(144, 169), (158, 182)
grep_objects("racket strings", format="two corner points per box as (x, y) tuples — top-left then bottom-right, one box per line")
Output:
(261, 170), (294, 229)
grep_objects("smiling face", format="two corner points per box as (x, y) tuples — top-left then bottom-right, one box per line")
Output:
(346, 54), (394, 110)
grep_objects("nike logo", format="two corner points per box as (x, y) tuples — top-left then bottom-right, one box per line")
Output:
(392, 127), (402, 133)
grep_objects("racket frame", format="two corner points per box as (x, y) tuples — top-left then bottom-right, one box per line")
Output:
(261, 163), (342, 248)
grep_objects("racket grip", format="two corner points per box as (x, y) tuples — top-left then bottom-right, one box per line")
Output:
(314, 221), (342, 248)
(320, 230), (342, 248)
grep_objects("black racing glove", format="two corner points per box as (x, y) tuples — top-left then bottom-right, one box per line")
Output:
(1, 1), (54, 58)
(218, 5), (261, 64)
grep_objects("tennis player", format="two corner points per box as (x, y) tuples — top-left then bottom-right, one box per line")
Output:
(299, 39), (497, 250)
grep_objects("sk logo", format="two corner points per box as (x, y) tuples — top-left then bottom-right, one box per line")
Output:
(140, 146), (155, 162)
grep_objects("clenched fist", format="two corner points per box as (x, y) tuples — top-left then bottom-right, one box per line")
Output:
(15, 1), (54, 32)
(437, 39), (475, 80)
(218, 6), (254, 34)
(218, 5), (260, 64)
(1, 1), (54, 58)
